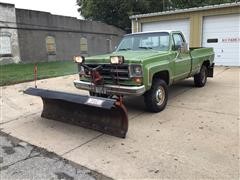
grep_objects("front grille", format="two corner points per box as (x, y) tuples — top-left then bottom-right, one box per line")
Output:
(84, 64), (130, 81)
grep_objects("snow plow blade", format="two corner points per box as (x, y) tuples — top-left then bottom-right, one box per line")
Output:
(24, 88), (128, 138)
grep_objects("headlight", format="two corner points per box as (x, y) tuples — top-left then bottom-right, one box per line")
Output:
(130, 65), (143, 77)
(110, 56), (124, 64)
(73, 56), (85, 63)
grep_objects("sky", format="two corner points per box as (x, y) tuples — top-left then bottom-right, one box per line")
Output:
(1, 0), (82, 19)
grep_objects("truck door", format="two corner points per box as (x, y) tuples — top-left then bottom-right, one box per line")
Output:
(172, 33), (191, 81)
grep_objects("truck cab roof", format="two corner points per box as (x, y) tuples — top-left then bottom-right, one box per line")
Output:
(125, 30), (181, 36)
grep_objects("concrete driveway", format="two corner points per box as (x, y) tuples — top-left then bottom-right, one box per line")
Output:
(1, 67), (239, 179)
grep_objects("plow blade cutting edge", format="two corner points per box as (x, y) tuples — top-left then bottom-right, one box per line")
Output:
(24, 88), (128, 138)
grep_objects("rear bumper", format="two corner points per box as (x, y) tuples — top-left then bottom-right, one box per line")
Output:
(208, 63), (215, 77)
(73, 80), (145, 96)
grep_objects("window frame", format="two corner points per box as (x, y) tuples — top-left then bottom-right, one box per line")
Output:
(80, 37), (88, 53)
(172, 33), (185, 51)
(0, 32), (12, 57)
(46, 35), (57, 55)
(116, 32), (171, 52)
(106, 39), (112, 53)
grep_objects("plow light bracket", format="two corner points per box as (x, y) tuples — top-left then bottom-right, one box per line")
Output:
(74, 56), (85, 64)
(110, 56), (124, 64)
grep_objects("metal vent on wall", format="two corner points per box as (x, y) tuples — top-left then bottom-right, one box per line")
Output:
(207, 38), (218, 43)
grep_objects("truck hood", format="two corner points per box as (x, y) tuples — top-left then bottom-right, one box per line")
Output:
(85, 50), (168, 64)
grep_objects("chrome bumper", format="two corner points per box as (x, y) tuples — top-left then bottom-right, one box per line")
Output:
(73, 80), (145, 96)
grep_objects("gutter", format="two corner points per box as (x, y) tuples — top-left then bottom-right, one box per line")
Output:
(130, 2), (240, 19)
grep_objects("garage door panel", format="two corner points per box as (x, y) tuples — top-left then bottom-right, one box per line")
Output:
(141, 19), (190, 42)
(202, 14), (240, 66)
(204, 29), (240, 33)
(215, 60), (239, 66)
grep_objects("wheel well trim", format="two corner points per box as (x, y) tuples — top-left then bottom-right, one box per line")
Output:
(149, 70), (171, 88)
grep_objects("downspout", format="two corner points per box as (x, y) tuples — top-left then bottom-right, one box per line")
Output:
(136, 18), (139, 32)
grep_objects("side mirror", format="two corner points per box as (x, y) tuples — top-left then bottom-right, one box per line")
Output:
(180, 42), (188, 53)
(172, 45), (181, 51)
(172, 43), (188, 52)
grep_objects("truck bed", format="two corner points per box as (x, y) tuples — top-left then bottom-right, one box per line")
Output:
(189, 47), (214, 75)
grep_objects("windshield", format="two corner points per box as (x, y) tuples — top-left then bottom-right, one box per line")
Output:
(116, 32), (170, 52)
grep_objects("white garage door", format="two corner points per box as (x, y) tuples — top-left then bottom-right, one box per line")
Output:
(202, 14), (240, 66)
(141, 19), (190, 42)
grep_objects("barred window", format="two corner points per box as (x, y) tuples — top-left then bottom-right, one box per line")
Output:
(106, 39), (112, 53)
(80, 37), (88, 53)
(0, 32), (12, 57)
(46, 36), (56, 55)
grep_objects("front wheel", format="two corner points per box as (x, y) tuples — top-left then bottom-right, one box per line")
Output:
(194, 65), (207, 87)
(144, 79), (168, 113)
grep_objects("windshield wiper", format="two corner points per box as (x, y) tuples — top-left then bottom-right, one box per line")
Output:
(118, 48), (131, 51)
(138, 46), (153, 50)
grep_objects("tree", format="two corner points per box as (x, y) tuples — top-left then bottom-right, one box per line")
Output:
(77, 0), (148, 32)
(77, 0), (238, 31)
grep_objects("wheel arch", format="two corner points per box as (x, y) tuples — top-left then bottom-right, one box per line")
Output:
(202, 60), (210, 68)
(152, 70), (170, 86)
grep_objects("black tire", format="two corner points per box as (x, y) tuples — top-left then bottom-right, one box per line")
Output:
(194, 65), (207, 87)
(144, 79), (168, 113)
(89, 91), (109, 98)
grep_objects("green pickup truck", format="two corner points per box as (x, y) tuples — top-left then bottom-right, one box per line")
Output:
(73, 30), (214, 112)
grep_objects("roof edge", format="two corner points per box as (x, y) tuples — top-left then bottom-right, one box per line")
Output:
(0, 2), (15, 7)
(130, 2), (240, 19)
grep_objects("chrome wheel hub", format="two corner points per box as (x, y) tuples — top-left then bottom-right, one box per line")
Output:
(156, 86), (165, 106)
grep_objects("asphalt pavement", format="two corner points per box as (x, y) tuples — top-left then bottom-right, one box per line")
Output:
(0, 131), (111, 180)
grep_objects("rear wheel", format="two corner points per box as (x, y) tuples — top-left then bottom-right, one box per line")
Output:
(194, 65), (207, 87)
(144, 79), (168, 113)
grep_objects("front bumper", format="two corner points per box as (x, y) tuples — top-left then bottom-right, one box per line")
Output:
(73, 80), (145, 96)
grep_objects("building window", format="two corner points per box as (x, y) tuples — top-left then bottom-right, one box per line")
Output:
(80, 37), (88, 53)
(0, 32), (12, 57)
(106, 39), (112, 53)
(46, 36), (56, 55)
(207, 38), (218, 43)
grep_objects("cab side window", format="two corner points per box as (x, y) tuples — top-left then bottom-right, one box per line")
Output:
(172, 34), (184, 50)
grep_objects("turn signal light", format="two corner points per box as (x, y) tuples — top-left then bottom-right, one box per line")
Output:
(133, 77), (142, 84)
